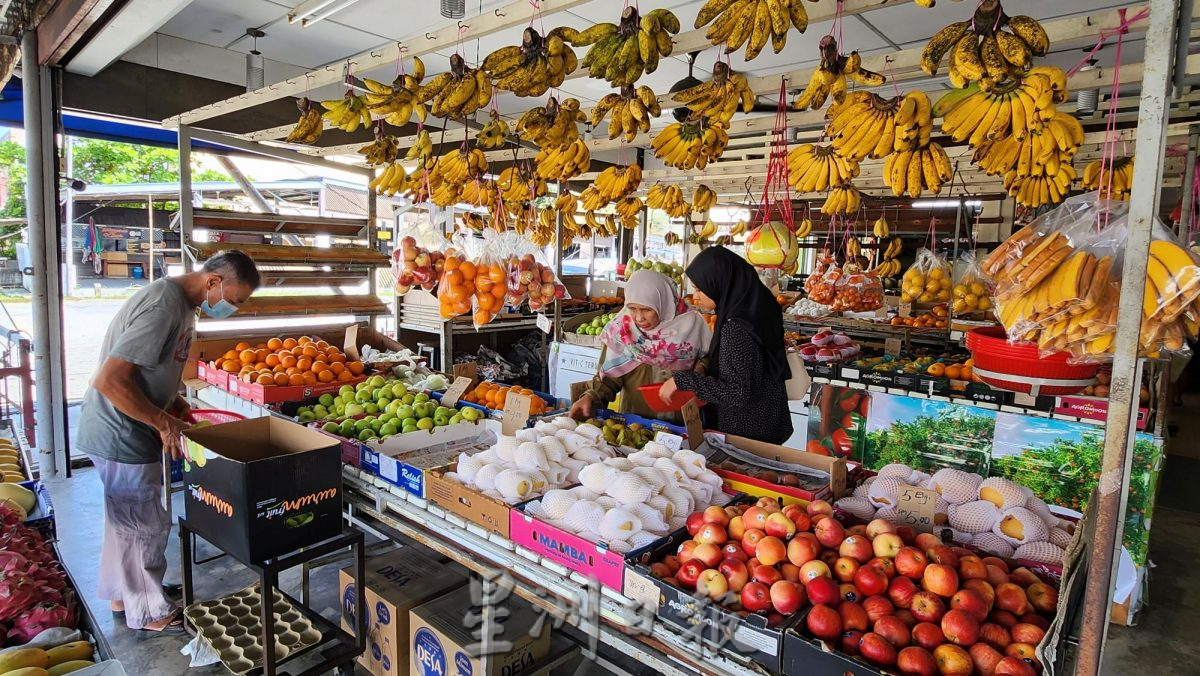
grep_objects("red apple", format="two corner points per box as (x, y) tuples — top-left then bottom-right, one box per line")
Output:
(863, 595), (895, 623)
(963, 579), (996, 612)
(807, 499), (834, 518)
(649, 562), (672, 578)
(940, 609), (980, 646)
(693, 543), (723, 568)
(994, 583), (1030, 615)
(753, 564), (783, 586)
(686, 512), (705, 536)
(741, 529), (766, 557)
(746, 557), (760, 571)
(958, 555), (988, 581)
(896, 547), (929, 579)
(897, 526), (917, 545)
(770, 580), (805, 614)
(980, 622), (1012, 650)
(805, 603), (843, 641)
(841, 629), (864, 656)
(925, 545), (959, 568)
(765, 512), (797, 539)
(859, 631), (899, 668)
(784, 505), (812, 532)
(848, 524), (869, 537)
(911, 622), (945, 651)
(839, 600), (870, 632)
(787, 534), (821, 567)
(897, 646), (938, 675)
(677, 540), (699, 563)
(840, 535), (874, 563)
(922, 564), (960, 598)
(726, 515), (746, 541)
(915, 532), (942, 551)
(806, 576), (841, 606)
(910, 591), (947, 623)
(696, 569), (729, 599)
(741, 506), (769, 532)
(875, 615), (911, 648)
(1005, 643), (1039, 665)
(755, 536), (787, 567)
(815, 516), (847, 548)
(969, 642), (1005, 676)
(987, 565), (1010, 587)
(1019, 613), (1050, 631)
(1010, 623), (1045, 645)
(839, 583), (862, 604)
(853, 565), (889, 597)
(695, 522), (728, 546)
(834, 557), (860, 582)
(1009, 567), (1041, 588)
(989, 610), (1019, 628)
(755, 496), (781, 512)
(933, 644), (973, 675)
(888, 575), (919, 609)
(868, 557), (898, 579)
(820, 549), (840, 569)
(740, 581), (771, 612)
(662, 577), (678, 586)
(702, 505), (730, 526)
(982, 556), (1010, 573)
(662, 555), (681, 574)
(779, 562), (801, 583)
(719, 559), (750, 592)
(799, 560), (831, 584)
(867, 518), (899, 538)
(1025, 582), (1058, 614)
(676, 559), (705, 589)
(994, 656), (1038, 676)
(894, 608), (918, 628)
(873, 532), (905, 558)
(950, 588), (990, 622)
(721, 542), (747, 562)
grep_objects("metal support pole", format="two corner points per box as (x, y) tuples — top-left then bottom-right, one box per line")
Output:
(63, 138), (75, 297)
(367, 176), (378, 330)
(147, 195), (155, 282)
(554, 208), (563, 344)
(1174, 0), (1195, 99)
(1178, 125), (1199, 239)
(178, 126), (194, 266)
(1077, 0), (1178, 672)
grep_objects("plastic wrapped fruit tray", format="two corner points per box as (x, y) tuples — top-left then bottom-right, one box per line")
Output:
(184, 584), (324, 674)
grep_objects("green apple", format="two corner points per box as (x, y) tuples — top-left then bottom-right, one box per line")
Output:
(319, 393), (335, 407)
(298, 411), (315, 422)
(354, 419), (371, 433)
(395, 405), (414, 420)
(385, 400), (402, 413)
(338, 421), (357, 437)
(313, 405), (328, 417)
(413, 392), (429, 404)
(364, 403), (379, 415)
(433, 413), (450, 427)
(401, 393), (416, 405)
(380, 423), (399, 437)
(355, 389), (372, 404)
(357, 429), (377, 442)
(435, 406), (453, 418)
(391, 383), (408, 398)
(449, 414), (463, 425)
(370, 419), (384, 432)
(460, 407), (482, 422)
(345, 403), (365, 417)
(380, 411), (397, 422)
(401, 422), (417, 434)
(416, 417), (434, 431)
(322, 422), (339, 433)
(339, 385), (355, 397)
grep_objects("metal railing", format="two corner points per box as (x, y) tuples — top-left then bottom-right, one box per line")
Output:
(0, 322), (34, 447)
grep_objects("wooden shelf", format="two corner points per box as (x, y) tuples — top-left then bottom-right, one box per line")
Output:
(261, 270), (370, 287)
(192, 209), (367, 238)
(191, 242), (388, 267)
(232, 294), (389, 317)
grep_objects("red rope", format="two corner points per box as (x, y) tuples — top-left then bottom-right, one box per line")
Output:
(1066, 8), (1148, 77)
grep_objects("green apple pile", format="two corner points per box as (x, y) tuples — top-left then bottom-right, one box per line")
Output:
(296, 375), (483, 442)
(575, 312), (617, 336)
(581, 418), (654, 449)
(625, 258), (684, 287)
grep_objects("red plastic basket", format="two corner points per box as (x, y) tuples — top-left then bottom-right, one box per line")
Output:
(966, 327), (1098, 395)
(189, 409), (246, 425)
(637, 384), (704, 413)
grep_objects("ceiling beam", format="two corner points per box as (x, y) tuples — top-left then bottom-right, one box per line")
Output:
(36, 0), (119, 65)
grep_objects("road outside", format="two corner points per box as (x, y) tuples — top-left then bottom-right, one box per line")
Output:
(2, 300), (122, 400)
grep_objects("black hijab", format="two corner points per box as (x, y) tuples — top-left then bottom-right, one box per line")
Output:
(686, 247), (790, 382)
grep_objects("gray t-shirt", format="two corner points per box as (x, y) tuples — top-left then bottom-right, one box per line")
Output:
(76, 278), (196, 464)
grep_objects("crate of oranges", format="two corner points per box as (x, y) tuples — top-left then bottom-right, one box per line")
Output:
(451, 381), (565, 425)
(207, 335), (369, 405)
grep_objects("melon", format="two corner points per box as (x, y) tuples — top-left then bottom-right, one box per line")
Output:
(0, 483), (35, 513)
(745, 220), (798, 269)
(876, 463), (914, 481)
(930, 468), (982, 505)
(971, 531), (1016, 558)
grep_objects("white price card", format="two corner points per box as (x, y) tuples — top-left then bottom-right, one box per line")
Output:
(654, 431), (684, 451)
(440, 376), (473, 407)
(501, 392), (532, 436)
(536, 313), (552, 334)
(896, 484), (937, 533)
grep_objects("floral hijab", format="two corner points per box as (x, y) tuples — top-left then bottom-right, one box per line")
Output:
(600, 270), (712, 378)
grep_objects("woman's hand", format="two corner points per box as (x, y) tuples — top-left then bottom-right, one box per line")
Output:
(693, 362), (707, 376)
(658, 377), (679, 403)
(568, 393), (594, 420)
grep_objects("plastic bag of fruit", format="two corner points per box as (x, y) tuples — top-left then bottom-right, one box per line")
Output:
(508, 236), (570, 313)
(436, 244), (478, 319)
(471, 232), (515, 328)
(900, 248), (952, 305)
(804, 249), (834, 297)
(392, 221), (448, 296)
(807, 262), (841, 306)
(831, 262), (883, 313)
(950, 251), (994, 317)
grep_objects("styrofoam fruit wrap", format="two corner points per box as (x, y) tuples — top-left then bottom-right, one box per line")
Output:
(1049, 527), (1073, 550)
(835, 496), (877, 521)
(930, 468), (983, 505)
(540, 489), (578, 520)
(514, 442), (550, 471)
(971, 531), (1016, 558)
(874, 506), (897, 523)
(605, 457), (635, 471)
(978, 477), (1029, 511)
(1025, 495), (1058, 529)
(948, 500), (1001, 534)
(673, 449), (708, 478)
(993, 506), (1050, 546)
(1013, 540), (1065, 565)
(867, 477), (903, 509)
(599, 508), (643, 541)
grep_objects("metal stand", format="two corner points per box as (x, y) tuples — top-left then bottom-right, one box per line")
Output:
(178, 518), (366, 676)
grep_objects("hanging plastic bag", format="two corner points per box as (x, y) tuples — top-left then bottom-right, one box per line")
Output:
(805, 248), (834, 297)
(832, 262), (883, 313)
(508, 236), (570, 313)
(436, 244), (477, 320)
(950, 251), (994, 318)
(472, 232), (513, 328)
(393, 221), (448, 296)
(899, 248), (952, 305)
(807, 263), (841, 306)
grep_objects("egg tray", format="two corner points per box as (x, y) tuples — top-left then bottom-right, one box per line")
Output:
(184, 584), (324, 675)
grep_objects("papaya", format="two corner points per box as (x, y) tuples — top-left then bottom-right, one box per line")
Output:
(48, 661), (95, 676)
(2, 669), (50, 676)
(0, 648), (49, 672)
(45, 642), (93, 667)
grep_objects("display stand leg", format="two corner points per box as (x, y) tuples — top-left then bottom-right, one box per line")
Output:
(180, 522), (194, 607)
(260, 566), (278, 676)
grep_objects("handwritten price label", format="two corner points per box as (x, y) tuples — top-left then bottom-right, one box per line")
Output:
(440, 376), (473, 407)
(536, 313), (552, 334)
(885, 337), (903, 356)
(681, 398), (704, 449)
(501, 392), (532, 436)
(896, 484), (937, 533)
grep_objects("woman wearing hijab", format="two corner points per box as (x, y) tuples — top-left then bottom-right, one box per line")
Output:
(658, 247), (793, 444)
(569, 270), (711, 420)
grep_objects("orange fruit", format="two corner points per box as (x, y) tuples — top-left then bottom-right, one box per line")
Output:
(445, 257), (460, 271)
(286, 367), (301, 376)
(315, 340), (329, 350)
(298, 336), (312, 345)
(330, 362), (346, 375)
(253, 348), (268, 362)
(253, 361), (268, 371)
(302, 372), (318, 386)
(265, 354), (281, 367)
(273, 372), (290, 386)
(288, 374), (305, 386)
(337, 370), (354, 382)
(927, 363), (946, 377)
(282, 338), (298, 350)
(221, 359), (240, 372)
(223, 350), (239, 361)
(459, 261), (477, 279)
(234, 341), (251, 351)
(267, 337), (283, 350)
(301, 346), (318, 359)
(255, 374), (274, 385)
(297, 358), (313, 372)
(488, 266), (506, 283)
(347, 361), (365, 375)
(281, 355), (298, 369)
(946, 365), (962, 380)
(317, 369), (335, 383)
(312, 362), (329, 374)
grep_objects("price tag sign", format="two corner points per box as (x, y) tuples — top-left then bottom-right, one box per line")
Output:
(681, 398), (704, 449)
(817, 325), (833, 334)
(501, 392), (532, 436)
(885, 337), (903, 356)
(453, 361), (478, 383)
(622, 569), (661, 614)
(654, 431), (684, 451)
(899, 302), (913, 318)
(896, 484), (937, 533)
(440, 376), (473, 407)
(536, 313), (552, 334)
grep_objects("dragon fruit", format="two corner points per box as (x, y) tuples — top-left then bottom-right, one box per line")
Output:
(0, 504), (22, 529)
(7, 601), (75, 644)
(0, 551), (29, 574)
(0, 569), (38, 622)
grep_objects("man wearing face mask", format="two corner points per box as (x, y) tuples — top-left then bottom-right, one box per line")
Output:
(76, 250), (260, 633)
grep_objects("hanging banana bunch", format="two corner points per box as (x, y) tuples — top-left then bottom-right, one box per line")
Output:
(356, 127), (400, 167)
(973, 112), (1082, 179)
(362, 57), (428, 126)
(592, 85), (662, 143)
(664, 232), (683, 246)
(921, 0), (1050, 88)
(671, 62), (755, 127)
(534, 139), (592, 182)
(936, 69), (1061, 148)
(587, 164), (643, 207)
(558, 7), (679, 87)
(584, 211), (621, 238)
(695, 0), (810, 61)
(615, 197), (644, 230)
(729, 220), (750, 237)
(368, 163), (407, 197)
(646, 183), (691, 218)
(787, 144), (859, 194)
(418, 54), (492, 120)
(459, 212), (487, 233)
(476, 111), (511, 149)
(405, 129), (434, 163)
(285, 98), (324, 144)
(321, 91), (372, 133)
(483, 27), (578, 97)
(846, 236), (862, 259)
(886, 143), (952, 198)
(793, 37), (885, 111)
(459, 180), (497, 211)
(651, 120), (730, 170)
(516, 97), (587, 149)
(497, 165), (547, 205)
(692, 185), (718, 213)
(795, 218), (813, 239)
(1082, 157), (1135, 201)
(689, 220), (719, 244)
(872, 236), (904, 278)
(821, 184), (861, 216)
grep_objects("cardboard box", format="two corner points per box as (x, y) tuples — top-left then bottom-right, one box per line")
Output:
(99, 251), (127, 262)
(1054, 396), (1149, 431)
(701, 432), (847, 503)
(195, 359), (229, 390)
(357, 420), (498, 498)
(107, 263), (130, 278)
(560, 310), (606, 347)
(230, 374), (368, 405)
(339, 548), (468, 676)
(426, 465), (514, 537)
(181, 416), (342, 563)
(410, 583), (551, 676)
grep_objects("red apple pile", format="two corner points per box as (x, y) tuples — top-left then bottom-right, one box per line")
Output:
(647, 497), (1060, 676)
(509, 254), (568, 311)
(393, 236), (446, 295)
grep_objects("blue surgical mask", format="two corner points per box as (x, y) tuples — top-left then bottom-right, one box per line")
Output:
(201, 281), (238, 319)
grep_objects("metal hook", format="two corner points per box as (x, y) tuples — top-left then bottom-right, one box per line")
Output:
(458, 21), (469, 30)
(426, 33), (436, 40)
(495, 9), (505, 16)
(884, 55), (895, 64)
(398, 43), (407, 54)
(371, 50), (382, 58)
